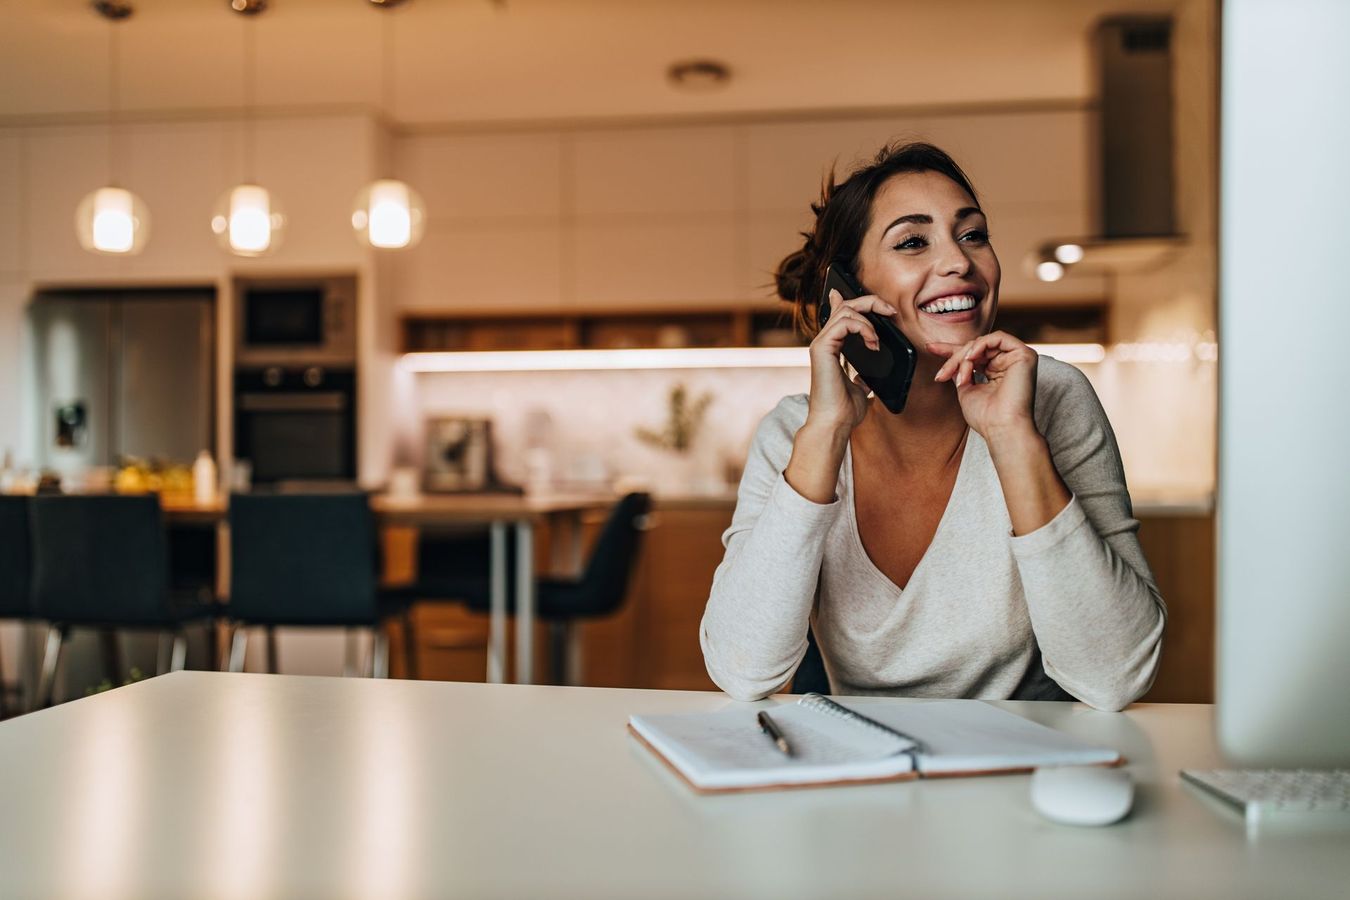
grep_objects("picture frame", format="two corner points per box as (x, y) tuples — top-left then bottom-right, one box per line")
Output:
(423, 416), (493, 493)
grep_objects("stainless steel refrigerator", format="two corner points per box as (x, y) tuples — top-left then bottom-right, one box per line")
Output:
(28, 289), (213, 476)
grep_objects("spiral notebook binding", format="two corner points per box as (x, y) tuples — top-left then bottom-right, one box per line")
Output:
(799, 693), (928, 762)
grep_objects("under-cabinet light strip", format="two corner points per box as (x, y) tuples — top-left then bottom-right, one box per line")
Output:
(399, 343), (1107, 373)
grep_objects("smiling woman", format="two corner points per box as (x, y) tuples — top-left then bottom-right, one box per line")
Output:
(700, 142), (1166, 712)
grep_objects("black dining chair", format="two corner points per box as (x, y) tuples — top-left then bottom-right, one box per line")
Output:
(790, 626), (831, 695)
(459, 492), (652, 685)
(0, 496), (33, 717)
(28, 494), (218, 708)
(226, 492), (403, 677)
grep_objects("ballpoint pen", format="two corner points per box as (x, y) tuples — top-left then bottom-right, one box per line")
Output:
(757, 711), (793, 757)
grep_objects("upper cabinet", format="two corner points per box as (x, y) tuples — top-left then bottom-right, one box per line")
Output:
(0, 133), (22, 277)
(18, 115), (376, 283)
(392, 105), (1105, 315)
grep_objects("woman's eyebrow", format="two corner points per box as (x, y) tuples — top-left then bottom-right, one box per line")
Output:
(881, 213), (932, 235)
(879, 207), (985, 239)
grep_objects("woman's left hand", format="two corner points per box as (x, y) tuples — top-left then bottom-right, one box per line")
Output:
(929, 331), (1040, 444)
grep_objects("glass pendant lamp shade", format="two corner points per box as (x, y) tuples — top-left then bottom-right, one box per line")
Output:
(75, 186), (150, 255)
(352, 179), (425, 249)
(212, 184), (285, 256)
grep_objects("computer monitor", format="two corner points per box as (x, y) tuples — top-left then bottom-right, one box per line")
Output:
(1217, 0), (1350, 768)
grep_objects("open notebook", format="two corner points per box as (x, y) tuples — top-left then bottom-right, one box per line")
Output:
(628, 693), (1122, 794)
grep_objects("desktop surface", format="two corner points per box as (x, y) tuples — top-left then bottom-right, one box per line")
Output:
(0, 672), (1345, 899)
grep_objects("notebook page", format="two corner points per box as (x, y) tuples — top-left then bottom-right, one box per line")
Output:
(844, 699), (1121, 774)
(629, 704), (916, 790)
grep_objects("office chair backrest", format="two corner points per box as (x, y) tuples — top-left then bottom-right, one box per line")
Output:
(0, 495), (31, 618)
(228, 492), (378, 624)
(29, 494), (171, 625)
(574, 492), (651, 616)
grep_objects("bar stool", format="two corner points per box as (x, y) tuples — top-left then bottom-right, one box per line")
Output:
(29, 494), (218, 708)
(226, 492), (401, 677)
(0, 496), (33, 717)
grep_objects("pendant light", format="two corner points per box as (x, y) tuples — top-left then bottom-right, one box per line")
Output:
(351, 0), (425, 250)
(75, 1), (151, 256)
(212, 0), (285, 256)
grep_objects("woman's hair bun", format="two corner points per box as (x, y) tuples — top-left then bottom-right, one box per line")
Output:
(774, 240), (815, 304)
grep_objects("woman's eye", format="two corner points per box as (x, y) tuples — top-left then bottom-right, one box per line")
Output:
(893, 235), (928, 251)
(961, 229), (990, 244)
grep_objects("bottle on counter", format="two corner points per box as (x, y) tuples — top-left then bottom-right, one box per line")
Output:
(193, 450), (217, 505)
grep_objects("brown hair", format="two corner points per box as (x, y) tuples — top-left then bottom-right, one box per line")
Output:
(775, 141), (982, 337)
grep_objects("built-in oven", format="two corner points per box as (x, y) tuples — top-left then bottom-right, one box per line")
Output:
(234, 366), (356, 486)
(236, 276), (356, 368)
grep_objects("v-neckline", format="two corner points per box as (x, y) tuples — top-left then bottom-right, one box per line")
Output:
(842, 429), (974, 595)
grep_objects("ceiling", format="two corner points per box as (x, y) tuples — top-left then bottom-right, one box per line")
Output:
(2, 0), (1186, 129)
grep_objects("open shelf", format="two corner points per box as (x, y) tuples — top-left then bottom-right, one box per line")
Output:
(401, 302), (1106, 353)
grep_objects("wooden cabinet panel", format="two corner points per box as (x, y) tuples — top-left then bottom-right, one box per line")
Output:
(1137, 513), (1215, 703)
(630, 507), (729, 691)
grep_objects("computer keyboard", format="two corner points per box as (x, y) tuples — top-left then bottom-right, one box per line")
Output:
(1181, 768), (1350, 825)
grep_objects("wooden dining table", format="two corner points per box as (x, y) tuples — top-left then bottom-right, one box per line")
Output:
(161, 491), (616, 684)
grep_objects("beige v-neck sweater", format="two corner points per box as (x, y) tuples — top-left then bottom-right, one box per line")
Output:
(700, 357), (1166, 712)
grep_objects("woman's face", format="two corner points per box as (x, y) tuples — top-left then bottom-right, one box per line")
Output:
(855, 170), (1000, 354)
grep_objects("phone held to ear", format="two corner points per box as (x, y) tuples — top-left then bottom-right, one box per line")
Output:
(818, 263), (918, 414)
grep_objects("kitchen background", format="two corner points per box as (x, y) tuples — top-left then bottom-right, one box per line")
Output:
(0, 0), (1216, 695)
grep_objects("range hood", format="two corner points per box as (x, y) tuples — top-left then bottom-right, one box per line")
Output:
(1032, 16), (1185, 281)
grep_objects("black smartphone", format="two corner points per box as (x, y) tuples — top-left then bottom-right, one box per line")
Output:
(817, 263), (917, 414)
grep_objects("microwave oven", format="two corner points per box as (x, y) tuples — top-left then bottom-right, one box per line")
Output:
(235, 276), (357, 366)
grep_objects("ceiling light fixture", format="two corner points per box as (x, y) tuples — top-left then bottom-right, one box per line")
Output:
(351, 0), (426, 250)
(213, 0), (285, 256)
(1034, 261), (1065, 283)
(75, 1), (150, 256)
(667, 59), (732, 92)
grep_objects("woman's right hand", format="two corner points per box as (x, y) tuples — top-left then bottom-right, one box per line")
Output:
(805, 288), (897, 433)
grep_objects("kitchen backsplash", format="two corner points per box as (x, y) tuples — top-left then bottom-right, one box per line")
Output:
(403, 349), (1215, 501)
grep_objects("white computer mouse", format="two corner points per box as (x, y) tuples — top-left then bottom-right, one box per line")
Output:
(1030, 765), (1134, 826)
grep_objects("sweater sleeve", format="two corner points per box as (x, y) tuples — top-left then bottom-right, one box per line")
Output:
(700, 397), (843, 701)
(1011, 360), (1167, 711)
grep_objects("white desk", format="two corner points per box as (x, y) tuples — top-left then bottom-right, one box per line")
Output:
(0, 672), (1345, 899)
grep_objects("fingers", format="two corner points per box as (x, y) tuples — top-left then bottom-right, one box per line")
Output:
(815, 303), (880, 352)
(824, 288), (898, 319)
(932, 331), (1034, 386)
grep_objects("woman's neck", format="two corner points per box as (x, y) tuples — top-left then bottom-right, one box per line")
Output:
(854, 358), (968, 469)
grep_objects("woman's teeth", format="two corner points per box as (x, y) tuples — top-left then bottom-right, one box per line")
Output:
(919, 294), (978, 314)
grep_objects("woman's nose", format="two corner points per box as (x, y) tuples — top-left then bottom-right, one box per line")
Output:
(934, 238), (973, 277)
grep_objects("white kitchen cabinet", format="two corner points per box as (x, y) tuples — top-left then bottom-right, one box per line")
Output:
(571, 126), (736, 217)
(572, 219), (738, 309)
(0, 134), (22, 277)
(397, 224), (562, 312)
(397, 131), (563, 222)
(25, 127), (110, 280)
(743, 116), (923, 213)
(244, 116), (374, 269)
